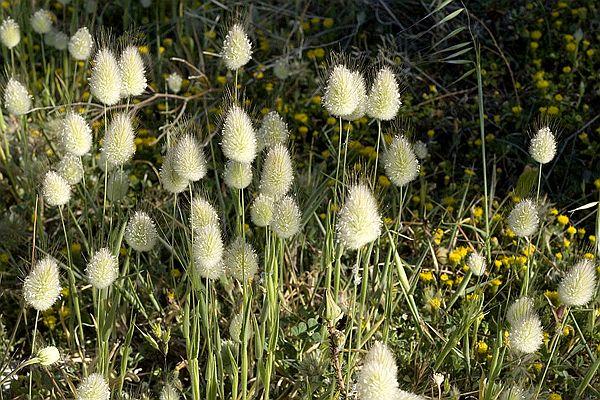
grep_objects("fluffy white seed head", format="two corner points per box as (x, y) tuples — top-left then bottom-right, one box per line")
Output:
(160, 384), (179, 400)
(172, 134), (206, 182)
(224, 237), (258, 282)
(90, 48), (122, 106)
(257, 111), (289, 150)
(37, 346), (60, 366)
(509, 314), (543, 354)
(160, 152), (189, 194)
(356, 341), (401, 400)
(250, 194), (274, 227)
(558, 259), (597, 307)
(224, 160), (252, 189)
(499, 387), (527, 400)
(193, 224), (224, 279)
(383, 135), (420, 187)
(367, 67), (401, 121)
(61, 112), (92, 156)
(76, 373), (110, 400)
(57, 154), (84, 185)
(4, 77), (32, 116)
(337, 184), (382, 250)
(322, 65), (360, 118)
(68, 27), (93, 60)
(0, 18), (20, 49)
(190, 197), (219, 232)
(529, 126), (556, 164)
(507, 199), (539, 238)
(31, 10), (54, 34)
(103, 113), (135, 167)
(86, 248), (118, 289)
(467, 251), (486, 276)
(125, 211), (158, 252)
(221, 24), (252, 70)
(23, 256), (61, 311)
(221, 105), (257, 164)
(259, 144), (293, 200)
(397, 391), (426, 400)
(272, 196), (301, 239)
(166, 72), (182, 93)
(413, 140), (428, 160)
(507, 297), (535, 326)
(42, 171), (71, 207)
(119, 45), (146, 97)
(344, 71), (368, 121)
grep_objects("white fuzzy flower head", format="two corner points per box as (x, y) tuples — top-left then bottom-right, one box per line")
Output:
(344, 71), (368, 121)
(509, 314), (543, 354)
(90, 48), (122, 106)
(507, 297), (535, 326)
(42, 171), (71, 207)
(37, 346), (60, 366)
(221, 23), (252, 70)
(166, 72), (182, 93)
(61, 112), (92, 156)
(357, 341), (400, 400)
(337, 184), (382, 250)
(225, 237), (258, 281)
(529, 126), (556, 164)
(257, 111), (289, 150)
(322, 64), (360, 118)
(500, 386), (527, 400)
(224, 160), (252, 189)
(558, 259), (597, 307)
(172, 134), (206, 182)
(467, 251), (486, 276)
(119, 45), (146, 97)
(259, 144), (293, 200)
(397, 391), (426, 400)
(86, 248), (118, 289)
(31, 10), (54, 34)
(103, 113), (135, 167)
(413, 140), (428, 160)
(221, 105), (257, 164)
(160, 152), (189, 194)
(383, 135), (420, 187)
(23, 256), (61, 311)
(125, 211), (158, 252)
(193, 224), (224, 279)
(69, 27), (93, 60)
(0, 18), (20, 49)
(272, 196), (301, 239)
(367, 67), (401, 121)
(57, 154), (84, 185)
(160, 384), (179, 400)
(250, 194), (274, 227)
(190, 197), (219, 232)
(76, 373), (110, 400)
(4, 77), (32, 116)
(507, 199), (539, 238)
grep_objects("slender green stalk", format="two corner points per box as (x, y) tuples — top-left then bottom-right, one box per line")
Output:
(534, 309), (569, 398)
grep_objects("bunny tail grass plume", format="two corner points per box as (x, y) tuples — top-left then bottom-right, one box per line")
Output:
(529, 126), (556, 164)
(119, 45), (147, 97)
(103, 112), (136, 167)
(322, 64), (360, 118)
(190, 197), (219, 231)
(90, 48), (122, 106)
(413, 140), (428, 160)
(258, 111), (289, 150)
(31, 10), (54, 34)
(69, 27), (93, 60)
(0, 17), (20, 49)
(37, 346), (60, 366)
(4, 77), (32, 116)
(356, 341), (402, 400)
(259, 144), (293, 200)
(160, 152), (189, 194)
(397, 391), (426, 400)
(221, 23), (252, 70)
(337, 184), (382, 250)
(125, 211), (158, 252)
(57, 154), (84, 185)
(466, 251), (486, 276)
(509, 313), (543, 354)
(250, 194), (274, 227)
(166, 72), (182, 93)
(507, 199), (539, 238)
(272, 195), (301, 239)
(506, 296), (535, 326)
(224, 237), (258, 282)
(344, 71), (368, 121)
(221, 104), (257, 164)
(500, 386), (527, 400)
(193, 224), (224, 279)
(160, 384), (179, 400)
(76, 373), (110, 400)
(23, 255), (61, 311)
(558, 259), (597, 307)
(86, 248), (118, 289)
(42, 171), (71, 206)
(172, 133), (207, 182)
(62, 112), (92, 156)
(383, 135), (420, 187)
(224, 160), (252, 189)
(367, 67), (401, 121)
